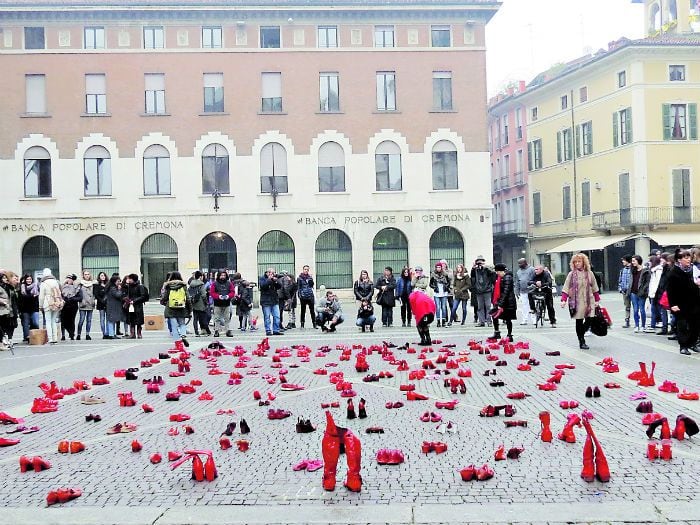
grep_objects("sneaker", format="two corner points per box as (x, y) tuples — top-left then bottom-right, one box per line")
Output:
(643, 327), (655, 333)
(86, 335), (91, 341)
(213, 330), (219, 337)
(633, 327), (640, 333)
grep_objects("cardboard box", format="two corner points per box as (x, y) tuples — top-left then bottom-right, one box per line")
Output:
(144, 315), (164, 331)
(29, 328), (48, 345)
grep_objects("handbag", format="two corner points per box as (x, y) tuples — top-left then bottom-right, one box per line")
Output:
(590, 306), (608, 337)
(659, 291), (670, 310)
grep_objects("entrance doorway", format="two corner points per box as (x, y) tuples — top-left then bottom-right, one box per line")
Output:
(141, 233), (178, 296)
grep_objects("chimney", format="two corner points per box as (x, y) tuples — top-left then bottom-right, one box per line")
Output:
(507, 86), (514, 96)
(518, 80), (526, 92)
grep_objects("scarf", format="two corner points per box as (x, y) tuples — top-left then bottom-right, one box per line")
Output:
(678, 262), (693, 274)
(568, 269), (593, 317)
(492, 274), (502, 304)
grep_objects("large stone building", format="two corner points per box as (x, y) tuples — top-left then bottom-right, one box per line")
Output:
(0, 0), (500, 293)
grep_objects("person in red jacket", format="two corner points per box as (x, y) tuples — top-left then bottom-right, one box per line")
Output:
(409, 278), (436, 346)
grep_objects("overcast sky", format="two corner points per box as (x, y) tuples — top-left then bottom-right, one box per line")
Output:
(485, 0), (646, 96)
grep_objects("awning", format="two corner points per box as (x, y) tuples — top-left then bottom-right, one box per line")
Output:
(546, 234), (634, 254)
(648, 232), (699, 247)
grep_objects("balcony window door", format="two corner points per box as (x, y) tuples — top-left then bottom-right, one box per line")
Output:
(672, 168), (691, 223)
(618, 173), (630, 225)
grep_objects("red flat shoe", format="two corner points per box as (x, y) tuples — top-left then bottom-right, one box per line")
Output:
(604, 382), (621, 389)
(433, 442), (448, 454)
(142, 403), (154, 413)
(459, 465), (476, 481)
(169, 413), (190, 422)
(57, 440), (70, 454)
(69, 441), (85, 453)
(475, 464), (495, 481)
(406, 391), (429, 401)
(150, 453), (162, 464)
(131, 440), (142, 452)
(506, 392), (529, 400)
(538, 383), (557, 391)
(0, 437), (20, 447)
(494, 445), (506, 461)
(678, 390), (700, 401)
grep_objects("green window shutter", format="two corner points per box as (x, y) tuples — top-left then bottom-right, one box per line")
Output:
(662, 104), (671, 141)
(566, 128), (573, 160)
(587, 122), (593, 154)
(575, 125), (581, 157)
(612, 112), (619, 147)
(689, 103), (697, 140)
(527, 142), (533, 171)
(626, 108), (633, 143)
(556, 131), (562, 163)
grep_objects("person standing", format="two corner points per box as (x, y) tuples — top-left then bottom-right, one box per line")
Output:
(76, 270), (96, 340)
(629, 255), (651, 333)
(429, 262), (451, 327)
(60, 274), (82, 341)
(353, 270), (374, 305)
(648, 255), (668, 335)
(439, 260), (456, 323)
(188, 271), (211, 337)
(279, 271), (297, 330)
(560, 253), (601, 350)
(259, 268), (283, 336)
(123, 274), (149, 339)
(18, 274), (40, 343)
(396, 266), (413, 327)
(471, 256), (495, 327)
(210, 270), (235, 337)
(235, 280), (254, 331)
(161, 271), (191, 346)
(451, 264), (471, 325)
(515, 258), (536, 326)
(297, 265), (316, 329)
(374, 266), (397, 327)
(617, 255), (632, 328)
(104, 275), (125, 340)
(666, 248), (700, 355)
(38, 268), (63, 345)
(94, 272), (109, 338)
(490, 263), (517, 342)
(0, 272), (19, 349)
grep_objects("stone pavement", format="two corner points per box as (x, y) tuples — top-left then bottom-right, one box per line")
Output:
(0, 292), (699, 524)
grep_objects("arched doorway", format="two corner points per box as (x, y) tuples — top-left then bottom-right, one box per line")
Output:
(140, 233), (178, 294)
(372, 228), (408, 281)
(22, 236), (59, 280)
(315, 229), (352, 289)
(257, 230), (294, 277)
(429, 226), (465, 271)
(199, 232), (237, 273)
(82, 235), (119, 277)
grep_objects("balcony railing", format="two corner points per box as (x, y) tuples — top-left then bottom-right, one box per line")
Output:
(513, 171), (524, 186)
(592, 206), (700, 230)
(493, 220), (527, 236)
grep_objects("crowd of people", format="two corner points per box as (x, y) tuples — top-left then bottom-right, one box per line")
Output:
(1, 246), (698, 354)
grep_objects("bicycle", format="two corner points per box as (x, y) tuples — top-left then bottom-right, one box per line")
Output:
(528, 285), (550, 328)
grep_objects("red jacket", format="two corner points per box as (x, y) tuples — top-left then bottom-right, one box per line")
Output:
(409, 290), (436, 323)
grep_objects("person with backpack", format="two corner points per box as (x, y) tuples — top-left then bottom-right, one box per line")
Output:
(188, 271), (211, 337)
(38, 268), (63, 345)
(209, 270), (235, 337)
(161, 271), (192, 347)
(123, 273), (149, 339)
(297, 265), (316, 329)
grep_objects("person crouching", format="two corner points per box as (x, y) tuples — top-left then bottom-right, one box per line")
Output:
(355, 299), (376, 332)
(409, 287), (436, 346)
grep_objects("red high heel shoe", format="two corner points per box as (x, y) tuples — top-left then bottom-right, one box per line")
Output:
(494, 444), (506, 461)
(506, 446), (524, 459)
(506, 392), (529, 400)
(660, 439), (673, 461)
(406, 391), (429, 401)
(557, 413), (581, 443)
(33, 456), (51, 472)
(131, 440), (142, 452)
(19, 456), (33, 472)
(647, 441), (659, 460)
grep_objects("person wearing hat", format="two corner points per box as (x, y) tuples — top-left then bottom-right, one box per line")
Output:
(60, 274), (83, 341)
(470, 256), (495, 327)
(490, 263), (517, 341)
(411, 266), (432, 296)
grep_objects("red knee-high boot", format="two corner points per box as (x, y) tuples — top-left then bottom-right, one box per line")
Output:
(322, 411), (341, 491)
(343, 431), (362, 492)
(582, 418), (610, 482)
(580, 433), (595, 482)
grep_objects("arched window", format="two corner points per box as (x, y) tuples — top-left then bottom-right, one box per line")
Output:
(257, 230), (294, 277)
(22, 236), (59, 278)
(372, 228), (408, 280)
(375, 141), (402, 191)
(318, 141), (345, 192)
(82, 234), (119, 277)
(143, 145), (171, 196)
(315, 229), (352, 289)
(140, 233), (178, 294)
(260, 143), (288, 194)
(24, 146), (51, 198)
(202, 143), (229, 195)
(199, 232), (237, 272)
(429, 226), (464, 270)
(432, 140), (458, 190)
(84, 145), (112, 196)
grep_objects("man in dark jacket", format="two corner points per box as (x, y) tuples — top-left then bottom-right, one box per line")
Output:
(259, 267), (283, 336)
(278, 272), (298, 330)
(470, 256), (495, 327)
(527, 265), (556, 327)
(210, 270), (235, 337)
(188, 271), (211, 337)
(374, 267), (397, 327)
(297, 265), (316, 329)
(490, 263), (517, 341)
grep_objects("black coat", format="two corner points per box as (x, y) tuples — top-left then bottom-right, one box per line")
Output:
(375, 276), (396, 307)
(94, 282), (107, 310)
(258, 275), (281, 306)
(354, 280), (374, 301)
(495, 272), (518, 321)
(666, 265), (700, 320)
(124, 282), (149, 326)
(105, 285), (125, 323)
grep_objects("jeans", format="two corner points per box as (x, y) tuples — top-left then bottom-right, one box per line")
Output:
(167, 317), (187, 340)
(262, 304), (281, 334)
(44, 309), (60, 343)
(630, 293), (646, 328)
(21, 311), (41, 340)
(78, 310), (93, 336)
(106, 321), (116, 337)
(356, 315), (376, 327)
(213, 306), (231, 332)
(99, 310), (107, 335)
(451, 299), (468, 323)
(650, 299), (668, 332)
(434, 296), (448, 322)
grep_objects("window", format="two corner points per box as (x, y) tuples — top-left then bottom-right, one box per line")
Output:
(319, 72), (339, 112)
(527, 139), (542, 170)
(260, 26), (280, 48)
(431, 25), (451, 47)
(669, 65), (685, 81)
(202, 143), (229, 194)
(84, 27), (105, 49)
(375, 141), (402, 191)
(23, 146), (51, 198)
(318, 141), (345, 192)
(502, 154), (510, 181)
(532, 192), (541, 224)
(577, 120), (593, 156)
(143, 145), (171, 195)
(562, 186), (572, 219)
(317, 26), (338, 48)
(581, 181), (591, 216)
(376, 71), (396, 111)
(83, 145), (111, 197)
(432, 71), (452, 111)
(561, 95), (568, 110)
(24, 27), (45, 49)
(531, 106), (538, 121)
(202, 26), (222, 48)
(374, 25), (394, 47)
(672, 168), (691, 206)
(502, 115), (509, 146)
(85, 74), (106, 114)
(613, 107), (633, 146)
(203, 73), (224, 113)
(25, 74), (46, 114)
(515, 149), (523, 179)
(515, 108), (523, 139)
(432, 140), (458, 190)
(617, 70), (626, 88)
(557, 128), (573, 162)
(260, 142), (288, 193)
(144, 74), (166, 114)
(261, 72), (282, 112)
(579, 86), (588, 103)
(143, 26), (164, 49)
(663, 103), (697, 141)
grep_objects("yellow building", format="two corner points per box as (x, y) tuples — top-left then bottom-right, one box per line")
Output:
(507, 24), (700, 288)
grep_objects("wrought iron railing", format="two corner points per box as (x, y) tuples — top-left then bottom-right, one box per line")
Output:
(493, 220), (527, 236)
(592, 206), (700, 230)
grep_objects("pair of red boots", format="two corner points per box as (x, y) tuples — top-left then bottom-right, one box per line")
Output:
(19, 456), (51, 472)
(170, 449), (218, 482)
(46, 488), (82, 506)
(580, 417), (611, 483)
(628, 361), (656, 387)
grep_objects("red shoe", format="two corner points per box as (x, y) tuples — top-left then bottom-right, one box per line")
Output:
(150, 453), (162, 464)
(168, 450), (183, 461)
(433, 442), (448, 454)
(537, 383), (557, 391)
(169, 413), (190, 422)
(33, 456), (51, 472)
(677, 390), (699, 401)
(506, 392), (529, 400)
(399, 384), (416, 391)
(253, 390), (261, 400)
(475, 464), (494, 481)
(658, 380), (679, 393)
(406, 391), (429, 401)
(57, 440), (70, 453)
(435, 400), (458, 410)
(459, 465), (476, 481)
(220, 437), (232, 450)
(19, 456), (33, 472)
(198, 391), (214, 401)
(69, 441), (85, 454)
(604, 382), (621, 389)
(580, 433), (595, 482)
(557, 414), (581, 443)
(47, 487), (82, 505)
(131, 440), (142, 452)
(0, 437), (20, 447)
(539, 411), (553, 442)
(142, 403), (154, 413)
(494, 444), (506, 461)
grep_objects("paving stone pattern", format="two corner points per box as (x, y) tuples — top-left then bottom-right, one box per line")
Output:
(0, 293), (699, 517)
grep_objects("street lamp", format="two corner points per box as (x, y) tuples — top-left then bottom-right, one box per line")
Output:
(212, 188), (221, 212)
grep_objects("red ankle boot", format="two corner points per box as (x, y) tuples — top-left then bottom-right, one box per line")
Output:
(580, 433), (595, 482)
(557, 413), (581, 443)
(191, 454), (204, 482)
(673, 416), (686, 441)
(539, 411), (553, 442)
(660, 439), (673, 461)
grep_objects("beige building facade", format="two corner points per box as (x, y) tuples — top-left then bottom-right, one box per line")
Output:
(0, 1), (500, 292)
